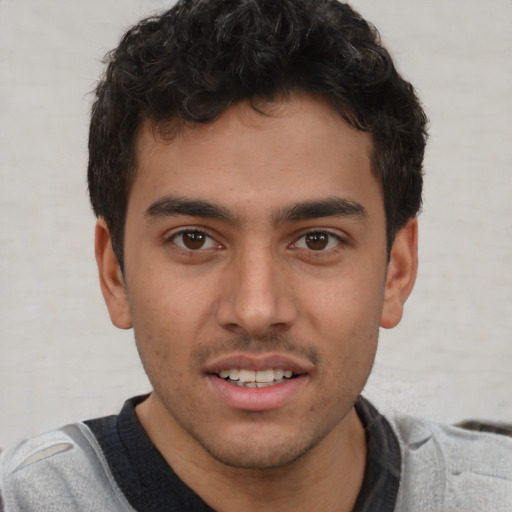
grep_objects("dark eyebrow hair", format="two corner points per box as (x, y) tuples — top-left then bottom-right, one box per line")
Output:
(145, 195), (234, 222)
(145, 195), (366, 226)
(273, 198), (367, 225)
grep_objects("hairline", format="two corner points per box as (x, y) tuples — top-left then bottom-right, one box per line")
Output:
(113, 92), (401, 270)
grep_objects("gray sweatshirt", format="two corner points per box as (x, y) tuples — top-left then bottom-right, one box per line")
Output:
(1, 413), (511, 511)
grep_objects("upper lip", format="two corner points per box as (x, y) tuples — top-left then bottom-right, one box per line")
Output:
(203, 353), (314, 375)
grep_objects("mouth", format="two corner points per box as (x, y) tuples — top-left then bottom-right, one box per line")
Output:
(204, 355), (310, 411)
(217, 368), (297, 388)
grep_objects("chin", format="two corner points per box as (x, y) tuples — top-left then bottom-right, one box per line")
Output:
(191, 422), (329, 471)
(204, 438), (309, 470)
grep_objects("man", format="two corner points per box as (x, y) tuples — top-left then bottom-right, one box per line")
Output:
(1, 0), (511, 510)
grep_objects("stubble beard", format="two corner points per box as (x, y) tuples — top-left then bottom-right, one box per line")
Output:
(137, 331), (376, 471)
(152, 383), (360, 471)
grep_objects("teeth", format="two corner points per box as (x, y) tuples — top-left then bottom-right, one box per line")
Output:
(255, 369), (274, 383)
(231, 380), (281, 388)
(239, 369), (255, 383)
(218, 368), (294, 384)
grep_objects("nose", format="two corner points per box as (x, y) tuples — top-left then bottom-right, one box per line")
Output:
(216, 245), (298, 338)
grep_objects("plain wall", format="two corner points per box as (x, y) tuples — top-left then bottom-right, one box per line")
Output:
(1, 0), (511, 448)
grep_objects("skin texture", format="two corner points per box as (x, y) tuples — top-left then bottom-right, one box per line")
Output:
(95, 92), (418, 511)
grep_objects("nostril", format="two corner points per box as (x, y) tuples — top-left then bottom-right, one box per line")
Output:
(215, 265), (299, 337)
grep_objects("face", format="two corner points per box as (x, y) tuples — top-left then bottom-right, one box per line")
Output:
(98, 92), (415, 470)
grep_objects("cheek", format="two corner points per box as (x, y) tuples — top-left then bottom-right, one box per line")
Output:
(129, 266), (210, 330)
(305, 268), (385, 333)
(128, 284), (191, 367)
(128, 271), (223, 381)
(303, 270), (383, 374)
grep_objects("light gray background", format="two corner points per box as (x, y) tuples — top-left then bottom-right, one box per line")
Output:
(1, 0), (511, 448)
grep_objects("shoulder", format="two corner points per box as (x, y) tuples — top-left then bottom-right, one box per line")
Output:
(0, 423), (135, 512)
(387, 412), (512, 512)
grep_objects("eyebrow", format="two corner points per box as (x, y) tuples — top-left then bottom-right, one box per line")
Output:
(145, 196), (235, 222)
(145, 195), (367, 225)
(273, 197), (367, 225)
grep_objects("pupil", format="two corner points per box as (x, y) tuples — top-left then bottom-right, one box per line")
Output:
(184, 231), (205, 250)
(306, 233), (328, 250)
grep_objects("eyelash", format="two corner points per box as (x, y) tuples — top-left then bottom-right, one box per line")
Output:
(291, 230), (346, 252)
(166, 229), (221, 252)
(165, 228), (346, 254)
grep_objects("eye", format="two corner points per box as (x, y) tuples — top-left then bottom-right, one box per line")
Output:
(171, 230), (219, 251)
(293, 231), (343, 251)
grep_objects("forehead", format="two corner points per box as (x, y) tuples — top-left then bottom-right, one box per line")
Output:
(129, 92), (380, 220)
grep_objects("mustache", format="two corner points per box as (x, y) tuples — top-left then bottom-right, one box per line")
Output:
(192, 332), (320, 367)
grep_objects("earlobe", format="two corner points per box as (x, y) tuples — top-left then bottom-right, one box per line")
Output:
(95, 218), (133, 329)
(380, 218), (418, 329)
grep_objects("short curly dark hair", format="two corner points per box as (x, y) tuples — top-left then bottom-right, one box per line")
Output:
(88, 0), (428, 267)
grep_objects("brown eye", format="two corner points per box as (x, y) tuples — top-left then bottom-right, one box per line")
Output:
(183, 231), (206, 250)
(305, 232), (329, 250)
(173, 230), (218, 251)
(293, 231), (342, 252)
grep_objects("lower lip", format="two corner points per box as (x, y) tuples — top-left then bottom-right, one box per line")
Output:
(206, 375), (308, 411)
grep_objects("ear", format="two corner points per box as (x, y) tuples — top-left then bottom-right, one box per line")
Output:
(95, 218), (133, 329)
(380, 218), (418, 329)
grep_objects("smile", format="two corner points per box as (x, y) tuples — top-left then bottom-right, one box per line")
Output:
(218, 368), (294, 388)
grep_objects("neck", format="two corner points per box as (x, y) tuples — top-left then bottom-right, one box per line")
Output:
(136, 395), (367, 512)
